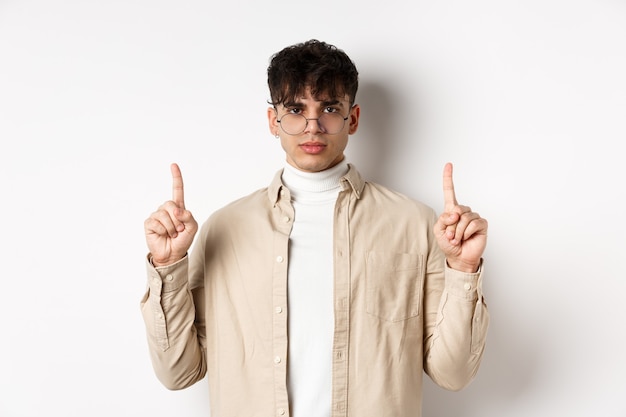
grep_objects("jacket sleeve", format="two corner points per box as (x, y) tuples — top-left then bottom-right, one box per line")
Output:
(140, 253), (207, 390)
(423, 245), (490, 391)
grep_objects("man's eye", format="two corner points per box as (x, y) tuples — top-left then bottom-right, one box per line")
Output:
(324, 106), (339, 113)
(288, 108), (302, 114)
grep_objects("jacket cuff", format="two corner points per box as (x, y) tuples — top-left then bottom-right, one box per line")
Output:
(444, 259), (484, 301)
(145, 253), (188, 294)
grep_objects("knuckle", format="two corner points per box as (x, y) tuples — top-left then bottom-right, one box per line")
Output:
(162, 200), (178, 211)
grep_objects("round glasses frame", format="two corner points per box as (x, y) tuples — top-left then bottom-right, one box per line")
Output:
(276, 112), (349, 135)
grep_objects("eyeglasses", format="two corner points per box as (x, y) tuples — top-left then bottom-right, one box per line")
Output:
(277, 112), (349, 135)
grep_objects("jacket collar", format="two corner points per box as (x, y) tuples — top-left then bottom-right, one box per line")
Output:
(268, 163), (365, 205)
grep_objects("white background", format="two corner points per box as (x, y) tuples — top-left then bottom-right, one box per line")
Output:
(1, 0), (625, 416)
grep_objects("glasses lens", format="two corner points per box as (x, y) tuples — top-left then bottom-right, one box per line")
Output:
(278, 113), (347, 135)
(279, 114), (307, 135)
(319, 113), (346, 134)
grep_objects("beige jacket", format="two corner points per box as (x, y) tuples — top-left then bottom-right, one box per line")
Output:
(141, 164), (489, 417)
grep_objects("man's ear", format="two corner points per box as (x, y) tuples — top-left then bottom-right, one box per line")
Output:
(267, 107), (279, 136)
(348, 104), (360, 135)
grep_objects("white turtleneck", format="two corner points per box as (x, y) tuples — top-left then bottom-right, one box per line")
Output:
(281, 160), (348, 417)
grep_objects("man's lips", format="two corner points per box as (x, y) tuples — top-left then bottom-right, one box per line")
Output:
(299, 142), (326, 154)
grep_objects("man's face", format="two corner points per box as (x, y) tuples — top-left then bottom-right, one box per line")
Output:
(267, 88), (360, 173)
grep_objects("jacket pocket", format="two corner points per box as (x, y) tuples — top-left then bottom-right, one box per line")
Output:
(365, 251), (424, 322)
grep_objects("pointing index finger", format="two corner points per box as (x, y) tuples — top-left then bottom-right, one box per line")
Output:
(171, 163), (185, 208)
(443, 162), (458, 210)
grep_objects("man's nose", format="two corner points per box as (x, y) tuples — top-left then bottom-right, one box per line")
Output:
(304, 116), (323, 134)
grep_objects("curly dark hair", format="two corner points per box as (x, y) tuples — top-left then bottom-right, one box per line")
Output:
(267, 39), (359, 107)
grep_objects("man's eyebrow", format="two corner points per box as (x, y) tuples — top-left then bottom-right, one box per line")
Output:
(281, 98), (345, 108)
(282, 100), (304, 108)
(284, 98), (343, 107)
(319, 99), (342, 107)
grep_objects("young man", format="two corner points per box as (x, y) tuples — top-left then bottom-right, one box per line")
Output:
(141, 39), (489, 417)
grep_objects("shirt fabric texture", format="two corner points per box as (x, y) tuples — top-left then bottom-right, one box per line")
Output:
(140, 164), (489, 417)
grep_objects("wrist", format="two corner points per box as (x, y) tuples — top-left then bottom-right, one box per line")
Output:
(150, 254), (186, 267)
(446, 258), (481, 273)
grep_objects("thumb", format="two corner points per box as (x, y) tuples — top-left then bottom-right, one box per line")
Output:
(173, 207), (197, 232)
(172, 207), (186, 232)
(435, 212), (460, 239)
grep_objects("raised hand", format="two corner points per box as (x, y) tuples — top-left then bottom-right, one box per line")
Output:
(144, 163), (198, 266)
(434, 163), (488, 273)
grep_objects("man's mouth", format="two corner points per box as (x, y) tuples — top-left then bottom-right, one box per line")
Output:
(300, 142), (326, 154)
